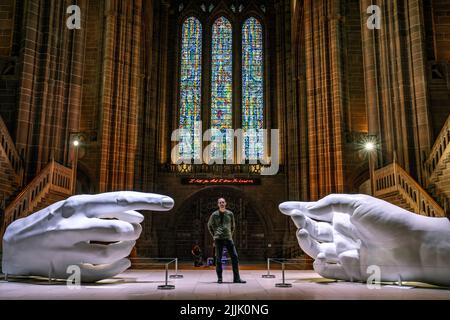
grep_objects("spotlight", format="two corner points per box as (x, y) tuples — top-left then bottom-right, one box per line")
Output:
(73, 140), (80, 147)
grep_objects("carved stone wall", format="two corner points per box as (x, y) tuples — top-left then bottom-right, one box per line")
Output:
(360, 0), (433, 184)
(14, 0), (87, 182)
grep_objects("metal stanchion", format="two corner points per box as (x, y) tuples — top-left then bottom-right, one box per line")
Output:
(262, 257), (308, 287)
(262, 258), (276, 278)
(48, 265), (52, 284)
(158, 263), (176, 290)
(275, 262), (292, 288)
(170, 258), (184, 279)
(397, 275), (403, 287)
(130, 257), (182, 290)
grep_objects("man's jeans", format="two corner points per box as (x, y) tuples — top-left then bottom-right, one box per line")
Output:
(215, 239), (241, 281)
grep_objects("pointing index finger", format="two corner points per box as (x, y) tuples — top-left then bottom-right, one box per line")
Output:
(62, 192), (175, 220)
(279, 201), (333, 222)
(279, 194), (368, 222)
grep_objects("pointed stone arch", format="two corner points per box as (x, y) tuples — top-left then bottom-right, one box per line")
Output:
(172, 186), (272, 261)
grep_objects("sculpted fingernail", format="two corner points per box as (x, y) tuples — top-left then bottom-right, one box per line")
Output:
(279, 203), (293, 214)
(298, 229), (309, 238)
(317, 253), (326, 260)
(161, 197), (174, 209)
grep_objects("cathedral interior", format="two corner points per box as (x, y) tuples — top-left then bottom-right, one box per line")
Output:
(0, 0), (450, 300)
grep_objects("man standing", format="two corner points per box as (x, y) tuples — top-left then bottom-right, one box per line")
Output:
(208, 198), (246, 284)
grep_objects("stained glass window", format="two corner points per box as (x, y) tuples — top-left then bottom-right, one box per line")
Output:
(211, 16), (233, 162)
(179, 17), (202, 161)
(242, 17), (264, 161)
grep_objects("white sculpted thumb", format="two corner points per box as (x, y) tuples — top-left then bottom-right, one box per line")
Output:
(2, 192), (174, 282)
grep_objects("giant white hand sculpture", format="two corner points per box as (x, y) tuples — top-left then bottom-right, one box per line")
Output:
(279, 194), (450, 286)
(2, 192), (174, 282)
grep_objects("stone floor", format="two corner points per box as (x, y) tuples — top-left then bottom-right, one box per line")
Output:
(1, 268), (450, 300)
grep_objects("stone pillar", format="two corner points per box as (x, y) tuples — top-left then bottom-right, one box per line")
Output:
(283, 0), (302, 201)
(155, 1), (170, 166)
(134, 0), (157, 192)
(77, 0), (106, 192)
(275, 0), (290, 177)
(304, 0), (346, 200)
(99, 0), (144, 192)
(405, 0), (433, 182)
(0, 0), (19, 134)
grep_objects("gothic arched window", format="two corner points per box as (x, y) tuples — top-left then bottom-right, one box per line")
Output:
(242, 17), (264, 160)
(177, 8), (266, 165)
(179, 17), (202, 160)
(211, 16), (233, 160)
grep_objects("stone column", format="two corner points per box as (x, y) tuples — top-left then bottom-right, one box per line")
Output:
(275, 0), (289, 175)
(134, 0), (157, 192)
(304, 0), (346, 200)
(155, 1), (170, 165)
(99, 0), (144, 191)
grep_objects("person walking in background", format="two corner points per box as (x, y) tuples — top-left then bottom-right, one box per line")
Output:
(191, 244), (203, 267)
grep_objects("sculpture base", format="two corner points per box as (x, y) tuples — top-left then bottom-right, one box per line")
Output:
(275, 283), (292, 288)
(158, 285), (176, 290)
(169, 275), (184, 279)
(262, 275), (276, 278)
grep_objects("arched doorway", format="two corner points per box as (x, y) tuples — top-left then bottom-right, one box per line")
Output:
(174, 187), (269, 261)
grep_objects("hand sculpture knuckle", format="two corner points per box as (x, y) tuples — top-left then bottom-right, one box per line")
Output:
(101, 246), (111, 258)
(111, 224), (124, 236)
(60, 201), (76, 218)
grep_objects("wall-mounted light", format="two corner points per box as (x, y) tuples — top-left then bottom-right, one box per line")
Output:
(359, 135), (379, 196)
(364, 141), (376, 152)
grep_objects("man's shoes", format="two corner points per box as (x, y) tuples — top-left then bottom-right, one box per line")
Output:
(233, 279), (247, 284)
(218, 279), (223, 284)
